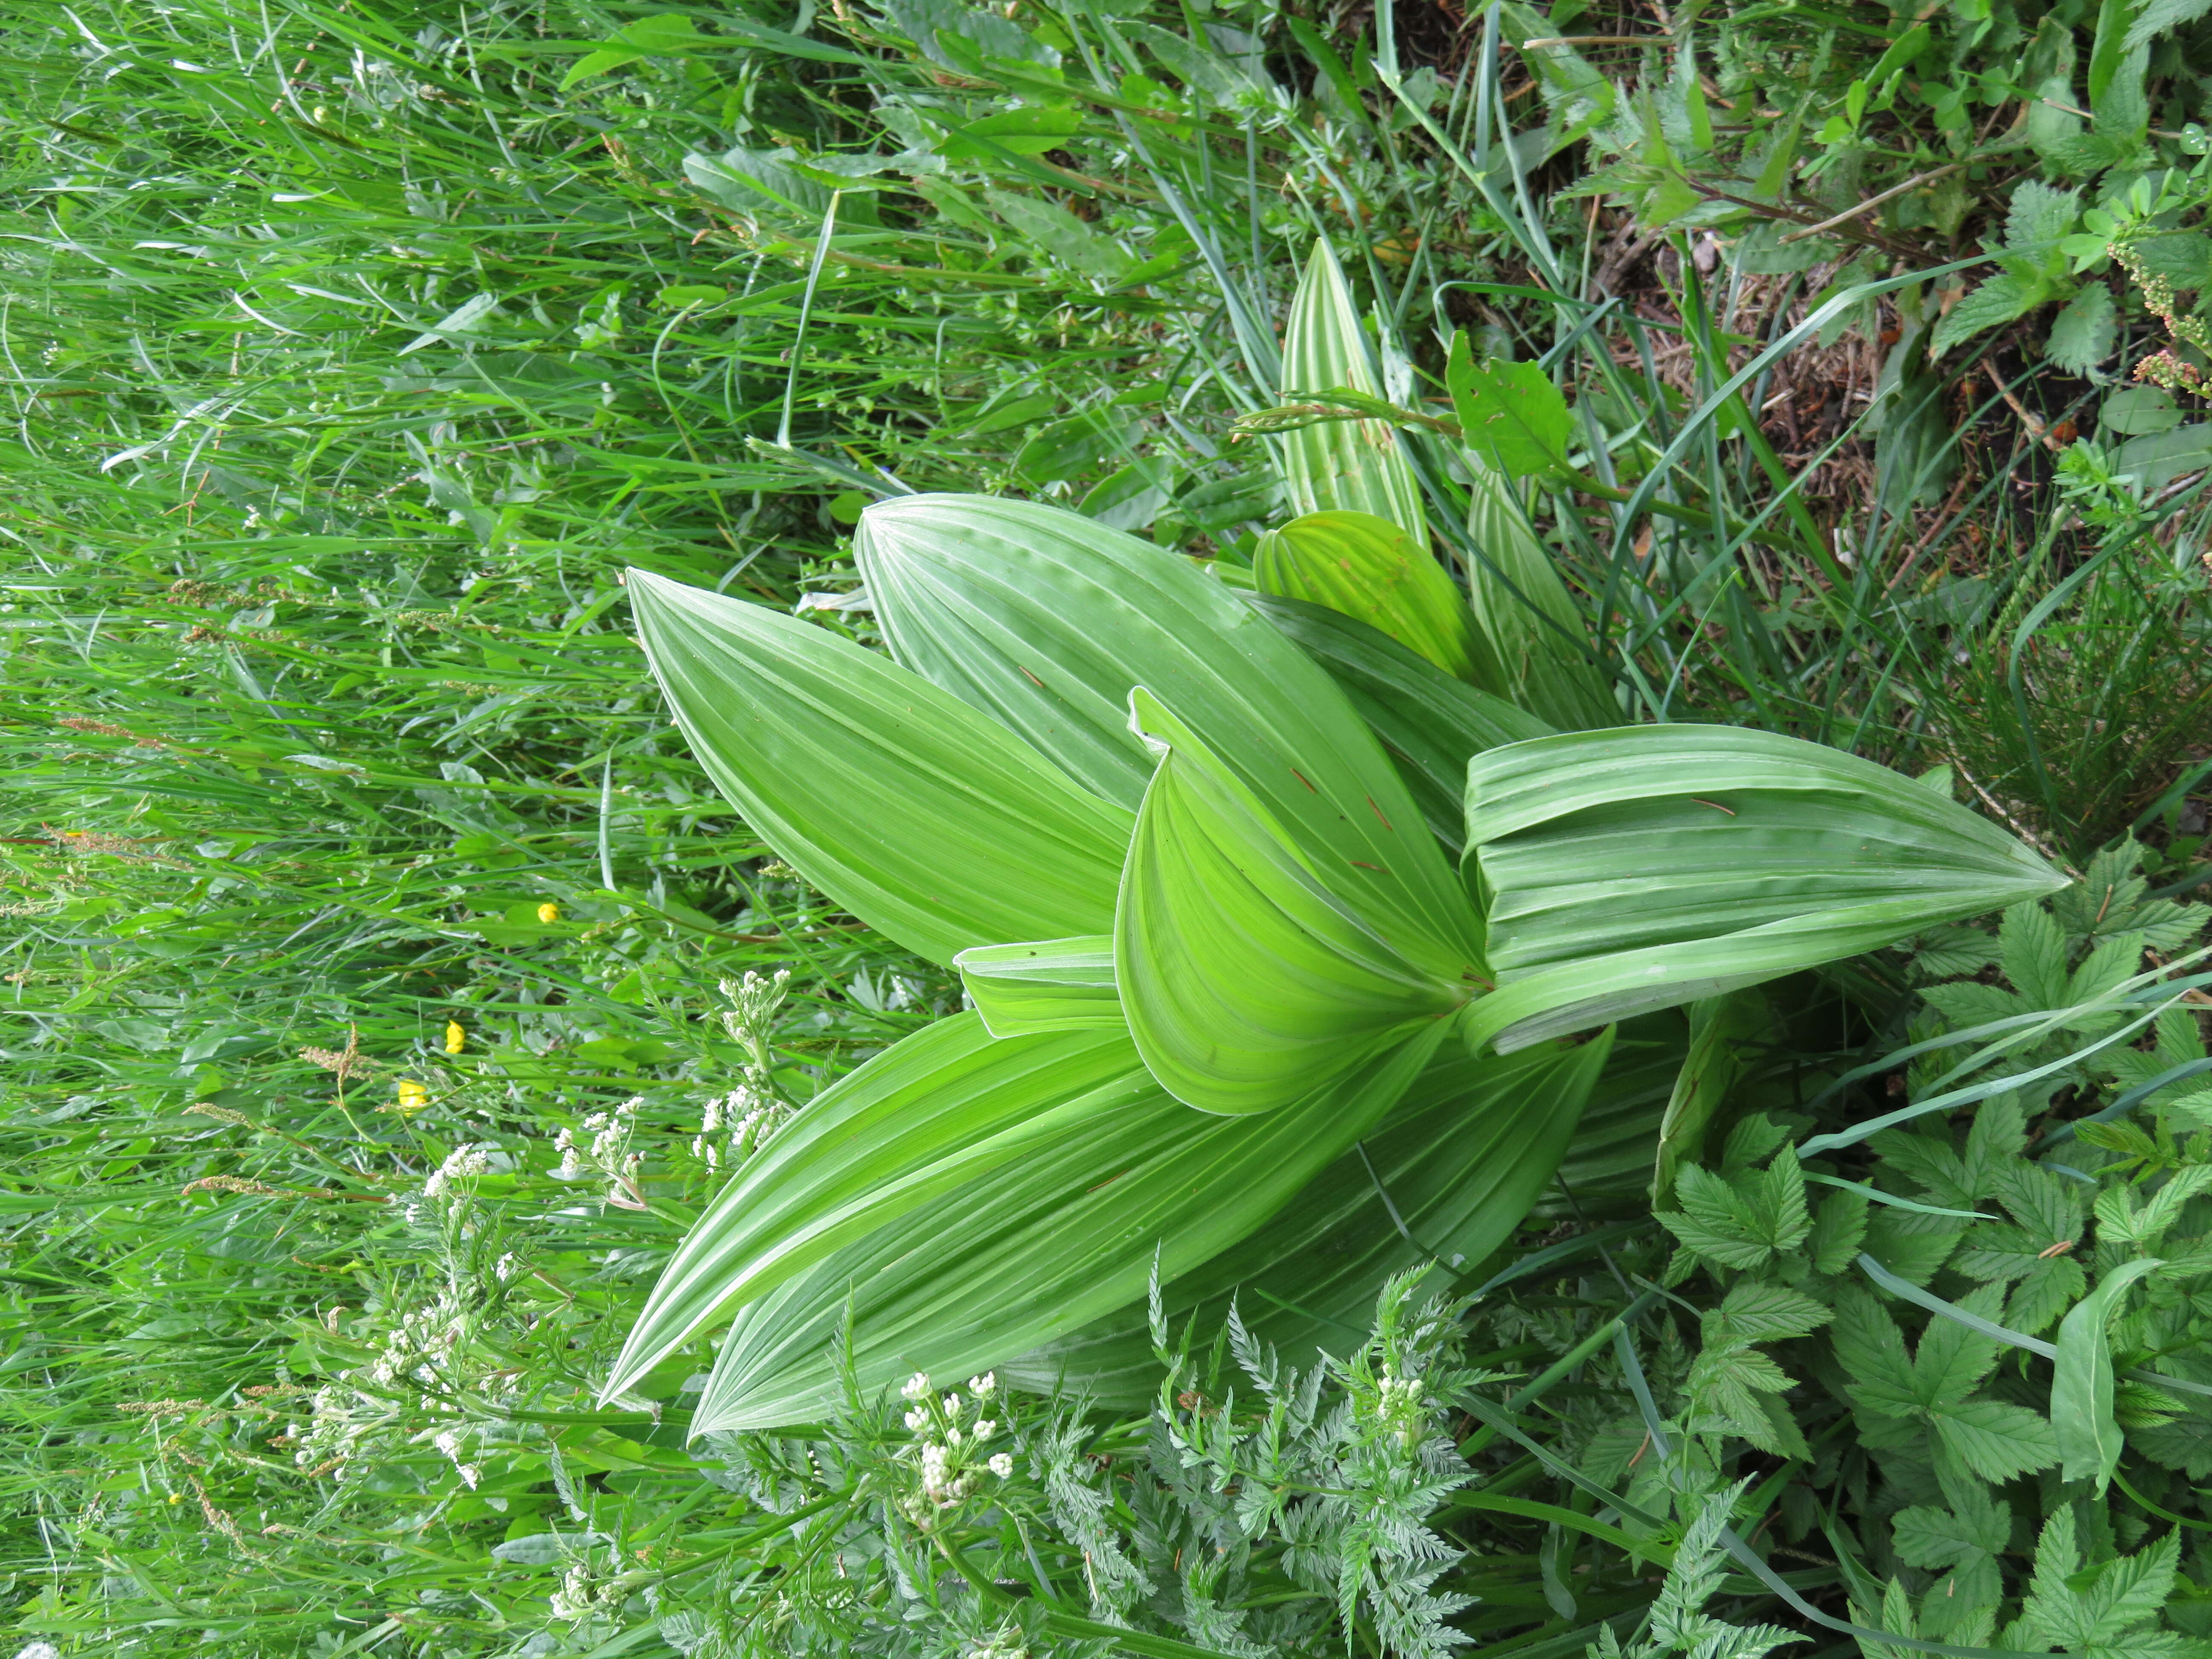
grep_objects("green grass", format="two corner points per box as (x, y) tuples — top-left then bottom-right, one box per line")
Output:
(4, 0), (2212, 1653)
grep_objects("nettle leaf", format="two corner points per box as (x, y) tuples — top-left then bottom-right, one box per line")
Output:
(1116, 689), (1470, 1114)
(1279, 241), (1428, 541)
(1252, 509), (1498, 689)
(2046, 282), (2118, 374)
(1446, 331), (1575, 480)
(2006, 178), (2084, 250)
(955, 937), (1121, 1036)
(1237, 592), (1551, 854)
(854, 495), (1481, 973)
(628, 570), (1131, 965)
(1930, 270), (2057, 358)
(1461, 725), (2066, 1051)
(689, 1022), (1451, 1428)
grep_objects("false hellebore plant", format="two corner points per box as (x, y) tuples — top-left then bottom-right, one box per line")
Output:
(604, 494), (2065, 1431)
(603, 243), (2064, 1432)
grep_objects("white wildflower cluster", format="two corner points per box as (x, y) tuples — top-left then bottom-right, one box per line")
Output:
(689, 970), (796, 1173)
(290, 1385), (374, 1476)
(1374, 1362), (1430, 1447)
(364, 1288), (474, 1387)
(689, 1080), (788, 1170)
(895, 1370), (1014, 1522)
(549, 1551), (649, 1624)
(719, 967), (791, 1057)
(550, 1562), (597, 1622)
(554, 1096), (643, 1202)
(421, 1142), (490, 1201)
(432, 1425), (482, 1489)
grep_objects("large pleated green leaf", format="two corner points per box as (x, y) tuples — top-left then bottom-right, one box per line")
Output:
(1460, 725), (2068, 1051)
(954, 936), (1122, 1037)
(1253, 509), (1496, 687)
(627, 570), (1132, 965)
(1008, 1028), (1615, 1403)
(602, 1016), (1150, 1400)
(1119, 689), (1471, 1115)
(689, 1021), (1452, 1430)
(1279, 241), (1428, 542)
(854, 494), (1482, 975)
(1240, 591), (1551, 853)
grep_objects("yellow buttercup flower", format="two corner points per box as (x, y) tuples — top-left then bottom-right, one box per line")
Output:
(536, 902), (560, 924)
(444, 1021), (465, 1055)
(395, 1079), (428, 1114)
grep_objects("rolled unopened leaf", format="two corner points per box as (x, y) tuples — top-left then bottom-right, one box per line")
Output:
(1253, 508), (1500, 689)
(956, 936), (1122, 1036)
(1119, 688), (1473, 1115)
(1280, 241), (1428, 542)
(1461, 725), (2069, 1051)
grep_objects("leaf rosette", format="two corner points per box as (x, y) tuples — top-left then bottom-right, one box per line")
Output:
(606, 486), (2061, 1429)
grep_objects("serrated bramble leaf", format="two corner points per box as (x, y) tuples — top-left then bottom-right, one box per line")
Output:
(1998, 899), (2072, 1009)
(1930, 1397), (2059, 1482)
(1706, 1279), (1833, 1345)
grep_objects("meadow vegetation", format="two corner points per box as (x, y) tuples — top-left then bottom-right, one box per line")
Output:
(4, 0), (2212, 1655)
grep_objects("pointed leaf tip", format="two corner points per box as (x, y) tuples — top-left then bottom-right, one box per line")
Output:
(627, 569), (1130, 964)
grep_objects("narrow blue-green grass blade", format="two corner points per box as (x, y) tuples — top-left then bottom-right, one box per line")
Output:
(853, 494), (1482, 974)
(955, 936), (1123, 1036)
(1238, 590), (1551, 853)
(1118, 688), (1471, 1115)
(1013, 1028), (1615, 1402)
(1461, 725), (2066, 1050)
(628, 568), (1132, 965)
(690, 1021), (1451, 1429)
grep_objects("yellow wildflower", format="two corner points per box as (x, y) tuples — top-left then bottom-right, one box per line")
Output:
(536, 902), (560, 924)
(444, 1021), (465, 1055)
(395, 1079), (428, 1114)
